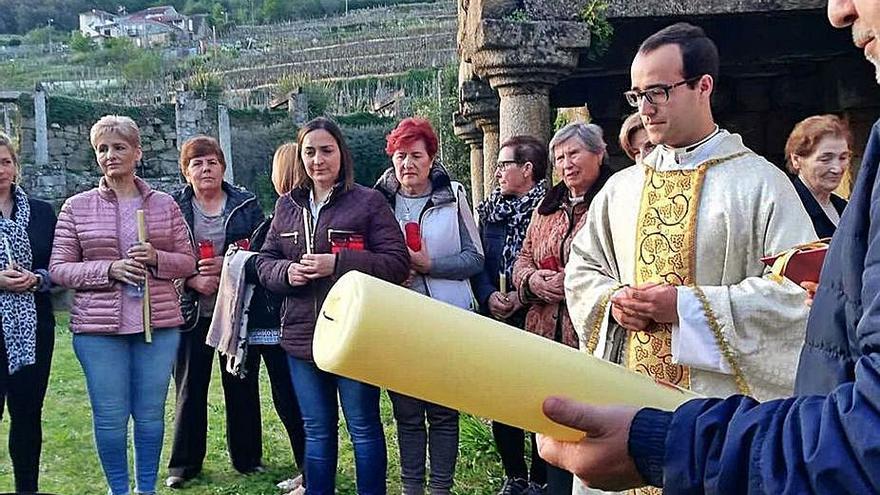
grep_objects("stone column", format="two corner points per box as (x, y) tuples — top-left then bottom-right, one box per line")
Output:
(33, 86), (48, 166)
(464, 18), (591, 145)
(175, 90), (214, 151)
(460, 78), (500, 197)
(2, 105), (10, 137)
(217, 104), (234, 183)
(453, 111), (484, 207)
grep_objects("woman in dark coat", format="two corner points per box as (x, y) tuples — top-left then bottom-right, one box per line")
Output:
(257, 117), (410, 495)
(785, 114), (852, 239)
(0, 131), (57, 494)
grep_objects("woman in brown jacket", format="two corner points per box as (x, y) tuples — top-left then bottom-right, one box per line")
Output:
(256, 117), (409, 495)
(511, 122), (612, 494)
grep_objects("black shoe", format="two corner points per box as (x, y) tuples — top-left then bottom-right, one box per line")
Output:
(498, 477), (529, 495)
(524, 481), (547, 495)
(239, 464), (268, 475)
(165, 475), (187, 489)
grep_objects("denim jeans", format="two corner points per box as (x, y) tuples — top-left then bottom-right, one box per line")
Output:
(288, 356), (387, 495)
(74, 329), (180, 495)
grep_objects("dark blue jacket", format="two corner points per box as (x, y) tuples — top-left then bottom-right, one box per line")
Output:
(790, 173), (848, 239)
(171, 181), (264, 326)
(470, 218), (528, 326)
(628, 119), (880, 494)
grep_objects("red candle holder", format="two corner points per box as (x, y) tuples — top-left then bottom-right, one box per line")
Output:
(198, 239), (215, 260)
(404, 222), (421, 252)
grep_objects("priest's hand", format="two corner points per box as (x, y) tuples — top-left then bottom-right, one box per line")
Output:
(613, 283), (678, 326)
(537, 397), (645, 491)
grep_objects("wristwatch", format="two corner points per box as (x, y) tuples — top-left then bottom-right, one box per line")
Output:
(29, 273), (42, 292)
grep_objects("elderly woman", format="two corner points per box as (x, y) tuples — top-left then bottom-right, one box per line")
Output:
(619, 112), (654, 163)
(374, 117), (483, 495)
(472, 134), (549, 495)
(0, 132), (56, 494)
(49, 115), (195, 495)
(165, 135), (266, 488)
(257, 117), (409, 495)
(785, 114), (852, 239)
(512, 122), (611, 495)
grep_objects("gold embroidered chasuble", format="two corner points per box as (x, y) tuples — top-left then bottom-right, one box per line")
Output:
(567, 132), (817, 495)
(567, 131), (815, 403)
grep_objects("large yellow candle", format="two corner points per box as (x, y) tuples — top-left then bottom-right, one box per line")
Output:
(314, 271), (699, 441)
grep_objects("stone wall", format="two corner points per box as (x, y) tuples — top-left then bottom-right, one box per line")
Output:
(20, 103), (184, 205)
(12, 92), (294, 208)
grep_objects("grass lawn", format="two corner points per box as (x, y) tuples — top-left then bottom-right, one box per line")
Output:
(0, 313), (504, 494)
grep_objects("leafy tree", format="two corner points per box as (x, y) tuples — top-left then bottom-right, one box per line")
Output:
(70, 31), (96, 53)
(122, 50), (162, 81)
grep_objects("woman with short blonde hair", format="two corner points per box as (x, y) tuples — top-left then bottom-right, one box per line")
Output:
(50, 115), (196, 495)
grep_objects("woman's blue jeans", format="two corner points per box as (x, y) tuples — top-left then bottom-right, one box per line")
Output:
(288, 356), (387, 495)
(73, 329), (180, 495)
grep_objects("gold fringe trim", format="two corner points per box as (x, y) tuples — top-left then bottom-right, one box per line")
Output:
(689, 285), (751, 395)
(585, 284), (624, 354)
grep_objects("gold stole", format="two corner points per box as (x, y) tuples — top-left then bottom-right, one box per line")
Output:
(625, 153), (748, 495)
(626, 153), (748, 389)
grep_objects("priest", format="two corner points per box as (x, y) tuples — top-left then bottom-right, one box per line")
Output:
(565, 23), (817, 404)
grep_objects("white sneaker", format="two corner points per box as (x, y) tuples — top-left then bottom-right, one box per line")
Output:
(277, 474), (304, 492)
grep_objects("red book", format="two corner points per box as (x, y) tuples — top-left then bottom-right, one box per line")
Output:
(761, 245), (828, 285)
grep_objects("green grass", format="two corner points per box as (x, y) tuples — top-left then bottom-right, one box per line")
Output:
(0, 313), (504, 494)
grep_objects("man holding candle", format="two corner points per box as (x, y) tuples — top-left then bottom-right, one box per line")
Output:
(472, 135), (548, 495)
(375, 117), (483, 495)
(167, 136), (267, 488)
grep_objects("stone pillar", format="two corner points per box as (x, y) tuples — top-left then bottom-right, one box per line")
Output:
(2, 105), (10, 137)
(175, 91), (214, 151)
(217, 104), (234, 183)
(289, 89), (309, 126)
(33, 86), (48, 166)
(479, 122), (499, 196)
(497, 89), (551, 144)
(462, 18), (591, 145)
(453, 111), (484, 207)
(460, 78), (500, 196)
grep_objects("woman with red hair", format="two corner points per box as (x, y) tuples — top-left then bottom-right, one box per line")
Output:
(375, 117), (484, 495)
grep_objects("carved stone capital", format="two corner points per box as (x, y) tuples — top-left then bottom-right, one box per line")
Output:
(467, 19), (591, 94)
(459, 78), (500, 130)
(453, 111), (484, 148)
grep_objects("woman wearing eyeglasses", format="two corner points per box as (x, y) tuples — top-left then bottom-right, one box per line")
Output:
(472, 135), (547, 495)
(511, 123), (612, 495)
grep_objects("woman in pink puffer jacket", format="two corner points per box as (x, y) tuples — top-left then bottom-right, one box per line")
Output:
(49, 115), (196, 495)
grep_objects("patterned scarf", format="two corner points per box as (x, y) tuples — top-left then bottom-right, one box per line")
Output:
(0, 185), (36, 374)
(477, 179), (547, 278)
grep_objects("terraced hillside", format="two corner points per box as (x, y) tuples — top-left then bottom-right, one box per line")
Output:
(215, 1), (457, 92)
